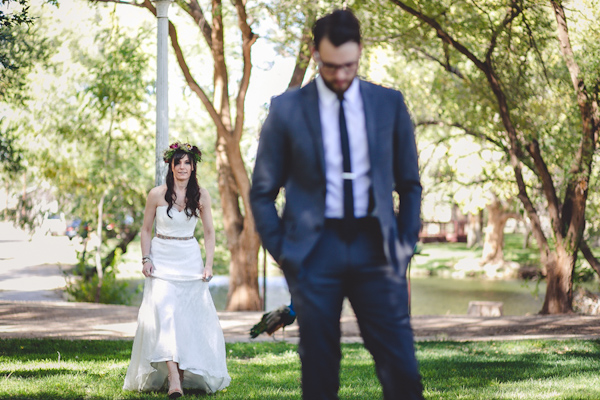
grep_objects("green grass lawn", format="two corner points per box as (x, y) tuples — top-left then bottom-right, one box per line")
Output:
(413, 233), (600, 283)
(412, 233), (543, 275)
(2, 339), (599, 399)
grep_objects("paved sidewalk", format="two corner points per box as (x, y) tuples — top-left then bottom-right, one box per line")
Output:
(0, 222), (74, 302)
(1, 300), (599, 343)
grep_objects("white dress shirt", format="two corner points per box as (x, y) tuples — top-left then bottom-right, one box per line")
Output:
(316, 76), (372, 219)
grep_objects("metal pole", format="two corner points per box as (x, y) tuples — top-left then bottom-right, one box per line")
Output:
(154, 0), (172, 186)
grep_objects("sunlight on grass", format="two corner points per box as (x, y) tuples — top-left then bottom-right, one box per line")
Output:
(413, 241), (478, 273)
(412, 233), (545, 275)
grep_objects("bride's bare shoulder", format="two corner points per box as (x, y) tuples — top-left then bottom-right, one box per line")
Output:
(199, 187), (210, 197)
(147, 185), (167, 202)
(199, 188), (211, 210)
(200, 187), (211, 202)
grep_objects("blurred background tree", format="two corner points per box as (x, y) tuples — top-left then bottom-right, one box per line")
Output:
(1, 0), (57, 176)
(1, 0), (598, 313)
(352, 0), (600, 313)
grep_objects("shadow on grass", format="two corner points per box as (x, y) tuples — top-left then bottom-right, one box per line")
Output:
(417, 340), (600, 397)
(4, 368), (103, 379)
(0, 338), (133, 361)
(3, 339), (600, 399)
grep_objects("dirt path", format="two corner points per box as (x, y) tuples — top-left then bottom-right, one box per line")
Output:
(1, 300), (599, 342)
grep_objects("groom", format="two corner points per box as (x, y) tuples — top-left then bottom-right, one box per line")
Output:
(250, 9), (424, 400)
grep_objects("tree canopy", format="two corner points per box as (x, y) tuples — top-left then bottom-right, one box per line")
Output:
(2, 0), (599, 313)
(353, 0), (600, 312)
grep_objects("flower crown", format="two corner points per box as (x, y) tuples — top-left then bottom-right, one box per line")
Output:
(163, 142), (202, 164)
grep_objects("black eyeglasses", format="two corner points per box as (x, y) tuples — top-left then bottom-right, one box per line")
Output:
(315, 52), (359, 74)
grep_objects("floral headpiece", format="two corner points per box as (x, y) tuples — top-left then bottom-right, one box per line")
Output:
(163, 142), (202, 164)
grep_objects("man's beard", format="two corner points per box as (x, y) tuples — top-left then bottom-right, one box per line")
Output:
(321, 74), (356, 95)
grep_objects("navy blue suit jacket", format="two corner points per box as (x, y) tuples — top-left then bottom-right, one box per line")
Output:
(250, 79), (422, 276)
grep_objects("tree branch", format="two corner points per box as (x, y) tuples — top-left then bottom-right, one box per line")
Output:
(525, 139), (562, 235)
(521, 11), (552, 87)
(363, 26), (465, 79)
(388, 1), (526, 158)
(166, 20), (227, 133)
(410, 47), (464, 79)
(416, 120), (507, 152)
(232, 0), (257, 142)
(580, 240), (600, 277)
(91, 0), (145, 7)
(287, 10), (315, 89)
(390, 0), (553, 265)
(222, 0), (257, 236)
(210, 0), (230, 129)
(89, 0), (227, 133)
(468, 0), (494, 29)
(176, 0), (213, 49)
(362, 32), (406, 45)
(389, 0), (486, 70)
(551, 0), (599, 242)
(485, 1), (522, 63)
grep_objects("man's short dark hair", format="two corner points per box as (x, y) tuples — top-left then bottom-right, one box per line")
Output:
(312, 9), (361, 50)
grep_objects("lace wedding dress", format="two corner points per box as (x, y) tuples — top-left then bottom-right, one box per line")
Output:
(123, 205), (231, 393)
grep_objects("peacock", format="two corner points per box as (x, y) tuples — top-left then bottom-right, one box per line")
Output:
(249, 302), (296, 338)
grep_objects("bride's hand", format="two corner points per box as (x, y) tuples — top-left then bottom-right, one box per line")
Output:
(202, 266), (213, 282)
(142, 261), (154, 277)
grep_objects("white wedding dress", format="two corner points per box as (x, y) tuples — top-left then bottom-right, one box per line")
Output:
(123, 205), (231, 393)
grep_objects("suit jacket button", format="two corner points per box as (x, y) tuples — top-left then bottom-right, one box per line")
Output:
(315, 224), (322, 232)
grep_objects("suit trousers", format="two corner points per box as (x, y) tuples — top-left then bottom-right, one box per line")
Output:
(284, 217), (424, 400)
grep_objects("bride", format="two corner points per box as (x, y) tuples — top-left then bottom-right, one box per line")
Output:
(123, 142), (231, 398)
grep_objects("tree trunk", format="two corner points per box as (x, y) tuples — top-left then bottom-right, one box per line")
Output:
(522, 222), (531, 249)
(17, 172), (25, 227)
(466, 211), (482, 248)
(480, 194), (519, 265)
(480, 212), (506, 265)
(94, 192), (106, 303)
(102, 227), (140, 268)
(227, 226), (261, 310)
(541, 247), (574, 314)
(3, 180), (8, 221)
(216, 136), (261, 310)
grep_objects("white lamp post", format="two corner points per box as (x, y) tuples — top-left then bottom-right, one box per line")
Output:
(154, 0), (173, 186)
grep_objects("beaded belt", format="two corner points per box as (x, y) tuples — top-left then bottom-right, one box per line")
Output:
(156, 233), (195, 241)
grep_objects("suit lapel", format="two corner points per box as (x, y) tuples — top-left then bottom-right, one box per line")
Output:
(301, 81), (326, 178)
(359, 80), (378, 173)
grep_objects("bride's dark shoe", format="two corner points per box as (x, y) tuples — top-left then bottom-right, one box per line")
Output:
(167, 386), (183, 399)
(167, 373), (184, 399)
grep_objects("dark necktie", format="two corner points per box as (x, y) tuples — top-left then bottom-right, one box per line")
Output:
(338, 93), (356, 241)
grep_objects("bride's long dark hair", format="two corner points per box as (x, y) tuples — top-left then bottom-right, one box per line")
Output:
(164, 150), (201, 219)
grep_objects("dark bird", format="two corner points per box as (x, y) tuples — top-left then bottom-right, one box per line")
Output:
(250, 302), (296, 338)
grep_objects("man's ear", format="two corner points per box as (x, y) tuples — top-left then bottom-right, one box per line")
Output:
(310, 45), (317, 61)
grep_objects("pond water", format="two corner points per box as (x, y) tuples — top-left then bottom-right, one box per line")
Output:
(205, 275), (547, 316)
(409, 277), (545, 315)
(207, 276), (292, 312)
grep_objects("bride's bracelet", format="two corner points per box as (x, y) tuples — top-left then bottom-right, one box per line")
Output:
(142, 255), (152, 264)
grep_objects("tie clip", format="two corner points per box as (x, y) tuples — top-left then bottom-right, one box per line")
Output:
(341, 172), (356, 180)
